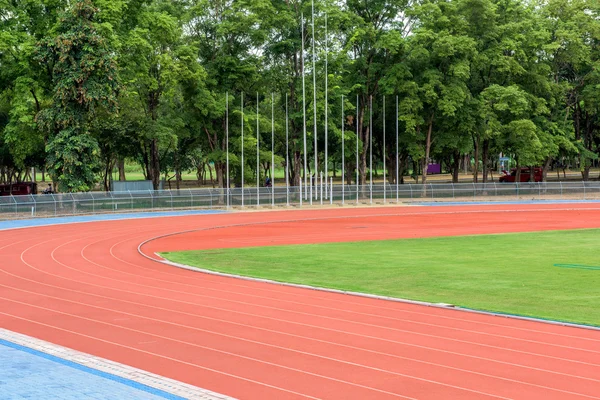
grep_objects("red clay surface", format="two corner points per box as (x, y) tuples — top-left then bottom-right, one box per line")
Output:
(1, 203), (600, 400)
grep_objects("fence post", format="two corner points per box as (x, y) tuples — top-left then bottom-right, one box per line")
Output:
(451, 183), (455, 199)
(560, 181), (563, 200)
(493, 182), (497, 198)
(51, 194), (57, 216)
(128, 190), (133, 210)
(584, 182), (587, 200)
(12, 195), (17, 217)
(30, 194), (36, 217)
(189, 189), (193, 209)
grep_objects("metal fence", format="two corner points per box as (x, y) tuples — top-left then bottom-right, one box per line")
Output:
(1, 181), (600, 220)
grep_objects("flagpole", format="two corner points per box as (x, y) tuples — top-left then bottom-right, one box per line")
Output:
(226, 92), (229, 208)
(241, 92), (244, 208)
(396, 95), (399, 203)
(301, 13), (308, 202)
(341, 94), (344, 205)
(271, 92), (275, 207)
(311, 0), (317, 203)
(285, 93), (289, 206)
(356, 94), (359, 204)
(369, 94), (373, 204)
(383, 95), (386, 204)
(256, 92), (260, 207)
(324, 13), (328, 199)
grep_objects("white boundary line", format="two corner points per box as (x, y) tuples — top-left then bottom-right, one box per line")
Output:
(136, 210), (600, 334)
(4, 222), (600, 398)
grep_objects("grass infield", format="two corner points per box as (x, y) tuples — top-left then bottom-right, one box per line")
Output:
(161, 229), (600, 326)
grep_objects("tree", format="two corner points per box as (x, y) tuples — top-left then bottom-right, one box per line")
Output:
(35, 0), (119, 192)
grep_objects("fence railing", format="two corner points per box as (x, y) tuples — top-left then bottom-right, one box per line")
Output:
(1, 181), (600, 220)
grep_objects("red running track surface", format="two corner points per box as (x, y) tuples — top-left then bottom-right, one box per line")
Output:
(1, 204), (600, 399)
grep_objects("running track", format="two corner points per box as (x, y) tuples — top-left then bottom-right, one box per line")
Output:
(1, 203), (600, 399)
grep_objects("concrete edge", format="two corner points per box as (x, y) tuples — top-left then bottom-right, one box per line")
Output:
(0, 329), (235, 400)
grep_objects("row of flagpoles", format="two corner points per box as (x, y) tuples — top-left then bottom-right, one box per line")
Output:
(224, 91), (402, 208)
(221, 1), (402, 208)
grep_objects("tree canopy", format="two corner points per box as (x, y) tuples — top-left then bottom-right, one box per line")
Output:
(1, 0), (599, 191)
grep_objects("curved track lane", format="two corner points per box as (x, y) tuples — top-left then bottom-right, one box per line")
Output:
(1, 204), (600, 399)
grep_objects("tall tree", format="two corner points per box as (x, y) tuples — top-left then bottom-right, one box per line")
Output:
(35, 0), (120, 192)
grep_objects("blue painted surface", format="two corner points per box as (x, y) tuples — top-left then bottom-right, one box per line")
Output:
(0, 339), (185, 400)
(0, 210), (226, 231)
(415, 199), (600, 206)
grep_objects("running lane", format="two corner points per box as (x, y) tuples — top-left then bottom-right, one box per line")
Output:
(1, 204), (600, 400)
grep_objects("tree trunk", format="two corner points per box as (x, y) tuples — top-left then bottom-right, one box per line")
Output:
(118, 158), (126, 181)
(515, 161), (521, 184)
(542, 157), (552, 182)
(215, 161), (224, 189)
(208, 163), (215, 187)
(482, 139), (489, 183)
(529, 165), (535, 182)
(472, 136), (479, 183)
(421, 114), (434, 188)
(150, 138), (160, 190)
(451, 151), (461, 183)
(293, 151), (301, 186)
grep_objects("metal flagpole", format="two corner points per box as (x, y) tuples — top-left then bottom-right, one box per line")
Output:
(341, 95), (344, 205)
(356, 94), (359, 204)
(226, 92), (229, 208)
(330, 177), (333, 205)
(271, 93), (275, 207)
(312, 0), (317, 203)
(301, 13), (308, 202)
(396, 95), (399, 203)
(320, 171), (323, 205)
(324, 13), (328, 199)
(369, 95), (373, 204)
(285, 93), (289, 206)
(383, 95), (386, 204)
(256, 92), (260, 207)
(241, 92), (244, 208)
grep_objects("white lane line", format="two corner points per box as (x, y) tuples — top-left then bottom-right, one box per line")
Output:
(0, 302), (419, 400)
(4, 264), (600, 387)
(0, 311), (321, 400)
(2, 282), (598, 399)
(15, 233), (600, 367)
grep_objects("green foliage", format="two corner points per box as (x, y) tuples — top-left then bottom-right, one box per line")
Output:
(2, 0), (600, 189)
(34, 0), (120, 191)
(46, 128), (101, 191)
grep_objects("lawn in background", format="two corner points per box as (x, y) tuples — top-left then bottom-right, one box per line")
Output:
(161, 229), (600, 326)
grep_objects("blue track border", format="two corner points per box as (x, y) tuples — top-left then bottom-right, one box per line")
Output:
(0, 209), (227, 231)
(0, 338), (187, 400)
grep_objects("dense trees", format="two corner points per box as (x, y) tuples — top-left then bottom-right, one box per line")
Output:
(1, 0), (599, 191)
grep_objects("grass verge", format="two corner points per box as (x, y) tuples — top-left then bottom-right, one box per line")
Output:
(161, 229), (600, 326)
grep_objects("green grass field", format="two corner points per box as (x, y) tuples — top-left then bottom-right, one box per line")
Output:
(161, 229), (600, 326)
